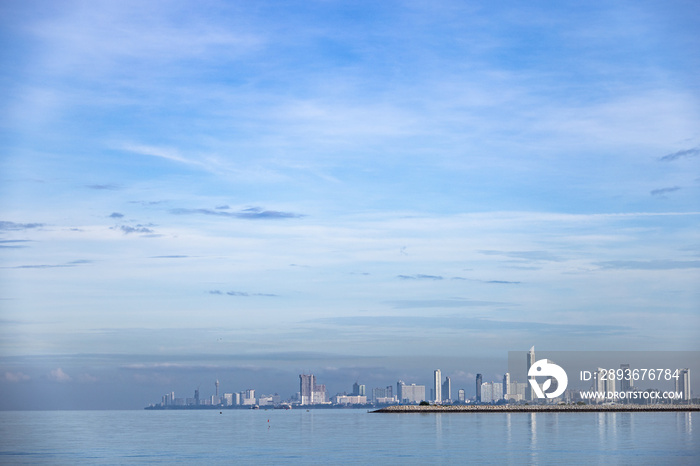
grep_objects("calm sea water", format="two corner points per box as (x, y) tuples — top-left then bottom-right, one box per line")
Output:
(0, 409), (697, 464)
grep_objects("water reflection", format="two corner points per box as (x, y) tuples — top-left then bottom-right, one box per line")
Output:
(529, 413), (537, 464)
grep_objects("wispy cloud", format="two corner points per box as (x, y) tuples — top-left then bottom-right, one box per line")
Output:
(108, 212), (124, 218)
(595, 260), (700, 270)
(659, 147), (700, 162)
(0, 240), (32, 249)
(310, 315), (628, 336)
(397, 274), (443, 280)
(387, 298), (508, 309)
(650, 186), (681, 197)
(209, 290), (278, 297)
(0, 221), (44, 231)
(47, 368), (72, 383)
(112, 225), (155, 235)
(479, 250), (565, 262)
(4, 371), (30, 383)
(86, 184), (121, 190)
(122, 144), (203, 167)
(7, 259), (93, 269)
(170, 206), (304, 219)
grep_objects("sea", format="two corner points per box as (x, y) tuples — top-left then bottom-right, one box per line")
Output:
(1, 409), (698, 464)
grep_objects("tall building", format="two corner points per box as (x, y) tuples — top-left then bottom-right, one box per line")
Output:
(300, 373), (327, 404)
(503, 373), (510, 399)
(434, 370), (442, 402)
(300, 374), (315, 405)
(594, 368), (615, 402)
(352, 382), (361, 396)
(620, 364), (633, 392)
(676, 368), (691, 401)
(526, 347), (535, 401)
(442, 376), (451, 402)
(476, 374), (483, 402)
(313, 384), (327, 403)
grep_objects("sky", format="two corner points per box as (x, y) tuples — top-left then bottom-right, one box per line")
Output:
(1, 0), (699, 409)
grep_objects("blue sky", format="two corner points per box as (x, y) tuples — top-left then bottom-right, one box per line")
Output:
(1, 0), (699, 408)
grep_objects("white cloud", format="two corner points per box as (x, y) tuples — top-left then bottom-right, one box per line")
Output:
(48, 368), (72, 383)
(4, 371), (31, 382)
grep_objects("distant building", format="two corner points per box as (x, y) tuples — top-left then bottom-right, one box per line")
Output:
(594, 368), (615, 403)
(333, 395), (367, 405)
(397, 380), (425, 404)
(300, 374), (315, 405)
(457, 389), (466, 403)
(480, 381), (504, 403)
(505, 382), (527, 402)
(374, 396), (398, 404)
(352, 382), (366, 397)
(434, 370), (442, 402)
(620, 364), (633, 392)
(526, 347), (535, 401)
(241, 389), (256, 405)
(258, 394), (281, 406)
(299, 373), (326, 405)
(676, 368), (691, 401)
(372, 385), (394, 402)
(442, 376), (451, 402)
(476, 374), (483, 402)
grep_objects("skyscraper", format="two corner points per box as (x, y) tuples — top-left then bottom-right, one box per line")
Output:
(476, 373), (482, 402)
(620, 364), (633, 392)
(442, 376), (451, 402)
(434, 370), (442, 403)
(503, 373), (510, 399)
(676, 368), (691, 401)
(300, 374), (315, 405)
(526, 346), (536, 401)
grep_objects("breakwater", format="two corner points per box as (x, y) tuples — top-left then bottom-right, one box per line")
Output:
(372, 404), (700, 413)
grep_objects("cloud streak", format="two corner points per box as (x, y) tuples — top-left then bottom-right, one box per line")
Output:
(0, 221), (44, 231)
(659, 147), (700, 162)
(397, 274), (443, 280)
(209, 290), (278, 297)
(479, 250), (565, 262)
(0, 240), (32, 249)
(387, 298), (508, 309)
(650, 187), (681, 196)
(310, 316), (628, 336)
(170, 207), (304, 220)
(595, 260), (700, 270)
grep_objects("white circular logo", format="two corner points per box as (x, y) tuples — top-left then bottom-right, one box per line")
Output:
(528, 359), (568, 399)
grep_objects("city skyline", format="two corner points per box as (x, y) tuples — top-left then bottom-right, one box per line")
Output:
(1, 0), (699, 409)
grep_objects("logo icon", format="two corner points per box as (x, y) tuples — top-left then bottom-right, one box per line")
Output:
(528, 359), (568, 399)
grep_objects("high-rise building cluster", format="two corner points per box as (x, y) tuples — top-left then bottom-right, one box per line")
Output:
(148, 349), (694, 409)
